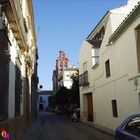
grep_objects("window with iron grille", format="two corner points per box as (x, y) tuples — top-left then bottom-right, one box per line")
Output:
(79, 71), (89, 86)
(0, 57), (9, 120)
(83, 62), (87, 72)
(111, 100), (118, 118)
(105, 59), (111, 78)
(136, 25), (140, 72)
(0, 31), (10, 121)
(15, 57), (22, 117)
(31, 78), (35, 112)
(138, 93), (140, 105)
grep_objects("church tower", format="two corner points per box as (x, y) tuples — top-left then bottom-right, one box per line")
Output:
(56, 51), (69, 76)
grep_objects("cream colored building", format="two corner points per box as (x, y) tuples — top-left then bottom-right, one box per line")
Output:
(79, 0), (140, 134)
(59, 68), (78, 89)
(0, 0), (38, 139)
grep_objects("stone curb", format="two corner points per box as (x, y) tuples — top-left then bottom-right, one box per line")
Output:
(81, 120), (115, 137)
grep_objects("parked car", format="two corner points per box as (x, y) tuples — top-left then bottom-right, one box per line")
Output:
(55, 106), (67, 115)
(115, 114), (140, 140)
(48, 107), (55, 112)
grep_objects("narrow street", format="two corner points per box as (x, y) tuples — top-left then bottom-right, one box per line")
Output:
(20, 112), (115, 140)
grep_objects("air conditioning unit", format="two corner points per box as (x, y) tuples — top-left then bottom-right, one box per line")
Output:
(0, 17), (5, 30)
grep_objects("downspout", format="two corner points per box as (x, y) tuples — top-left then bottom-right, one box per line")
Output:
(0, 4), (2, 17)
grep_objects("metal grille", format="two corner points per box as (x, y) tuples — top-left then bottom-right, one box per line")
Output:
(112, 100), (118, 118)
(79, 71), (89, 86)
(15, 58), (22, 117)
(0, 31), (9, 121)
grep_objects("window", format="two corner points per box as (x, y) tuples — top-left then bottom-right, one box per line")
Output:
(64, 64), (67, 69)
(124, 116), (140, 137)
(138, 93), (140, 104)
(15, 63), (22, 117)
(88, 27), (105, 67)
(0, 59), (9, 120)
(79, 71), (89, 86)
(92, 48), (99, 66)
(136, 25), (140, 72)
(24, 18), (28, 33)
(60, 63), (62, 68)
(105, 59), (111, 78)
(31, 76), (37, 112)
(66, 74), (69, 77)
(111, 100), (118, 117)
(40, 97), (43, 102)
(0, 31), (10, 121)
(83, 62), (87, 72)
(65, 73), (70, 80)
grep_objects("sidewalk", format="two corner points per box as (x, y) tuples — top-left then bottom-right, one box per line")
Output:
(81, 120), (115, 136)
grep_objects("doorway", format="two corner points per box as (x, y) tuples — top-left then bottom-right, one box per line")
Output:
(39, 104), (44, 111)
(87, 93), (93, 122)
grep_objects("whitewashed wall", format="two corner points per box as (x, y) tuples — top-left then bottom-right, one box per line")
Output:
(79, 0), (140, 131)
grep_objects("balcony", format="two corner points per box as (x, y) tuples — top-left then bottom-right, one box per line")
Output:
(0, 0), (27, 51)
(79, 71), (89, 86)
(12, 0), (27, 44)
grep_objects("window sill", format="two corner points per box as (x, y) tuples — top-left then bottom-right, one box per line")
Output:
(0, 116), (8, 124)
(79, 82), (89, 87)
(92, 63), (99, 69)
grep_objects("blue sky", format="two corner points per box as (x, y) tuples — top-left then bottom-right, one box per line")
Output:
(33, 0), (127, 90)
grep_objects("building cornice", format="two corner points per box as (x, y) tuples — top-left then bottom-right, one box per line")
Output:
(27, 0), (36, 48)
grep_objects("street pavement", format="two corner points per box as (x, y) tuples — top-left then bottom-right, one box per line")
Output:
(20, 112), (115, 140)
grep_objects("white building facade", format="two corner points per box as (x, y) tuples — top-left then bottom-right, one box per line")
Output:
(0, 0), (38, 139)
(59, 68), (78, 89)
(37, 90), (52, 111)
(79, 0), (140, 134)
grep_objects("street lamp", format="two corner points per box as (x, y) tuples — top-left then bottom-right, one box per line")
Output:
(39, 85), (43, 90)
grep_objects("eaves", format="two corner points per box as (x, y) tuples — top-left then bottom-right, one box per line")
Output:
(87, 11), (110, 40)
(109, 2), (140, 44)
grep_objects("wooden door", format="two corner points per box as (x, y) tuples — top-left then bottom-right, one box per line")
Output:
(87, 93), (93, 122)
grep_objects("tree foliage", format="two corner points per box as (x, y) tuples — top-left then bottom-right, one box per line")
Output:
(49, 70), (80, 108)
(70, 70), (80, 106)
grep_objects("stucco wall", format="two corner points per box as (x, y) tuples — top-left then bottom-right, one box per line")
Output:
(93, 14), (140, 130)
(93, 11), (140, 130)
(79, 40), (93, 121)
(79, 2), (140, 132)
(37, 95), (50, 111)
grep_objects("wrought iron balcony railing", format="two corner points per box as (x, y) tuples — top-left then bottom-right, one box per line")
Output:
(79, 71), (89, 86)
